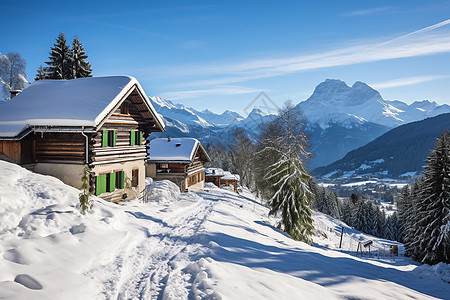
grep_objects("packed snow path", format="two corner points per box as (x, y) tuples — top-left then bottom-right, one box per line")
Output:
(86, 196), (215, 299)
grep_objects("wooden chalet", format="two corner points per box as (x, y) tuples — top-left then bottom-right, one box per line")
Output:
(205, 168), (239, 193)
(147, 137), (210, 192)
(0, 76), (165, 202)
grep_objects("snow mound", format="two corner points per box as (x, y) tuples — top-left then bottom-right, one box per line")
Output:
(412, 262), (450, 284)
(146, 179), (181, 203)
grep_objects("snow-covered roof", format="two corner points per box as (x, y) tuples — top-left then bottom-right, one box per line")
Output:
(205, 168), (238, 181)
(0, 76), (165, 138)
(148, 137), (210, 163)
(205, 168), (225, 176)
(221, 171), (238, 181)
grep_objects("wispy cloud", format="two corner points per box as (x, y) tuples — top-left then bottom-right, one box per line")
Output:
(342, 6), (391, 17)
(157, 19), (450, 89)
(158, 85), (262, 100)
(370, 75), (449, 89)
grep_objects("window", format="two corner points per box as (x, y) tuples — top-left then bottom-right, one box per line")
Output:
(160, 163), (168, 169)
(131, 169), (139, 187)
(120, 102), (130, 115)
(102, 130), (116, 147)
(116, 171), (124, 189)
(130, 131), (143, 146)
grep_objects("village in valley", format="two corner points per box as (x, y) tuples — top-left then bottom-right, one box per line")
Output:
(1, 2), (450, 299)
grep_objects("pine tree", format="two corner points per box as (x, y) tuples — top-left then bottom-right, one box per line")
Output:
(416, 132), (450, 264)
(45, 33), (72, 79)
(397, 185), (411, 243)
(262, 101), (314, 244)
(70, 36), (92, 79)
(341, 198), (355, 226)
(34, 65), (46, 81)
(405, 180), (422, 258)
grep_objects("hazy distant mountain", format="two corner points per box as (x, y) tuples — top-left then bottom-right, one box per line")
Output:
(313, 113), (450, 179)
(197, 109), (244, 126)
(149, 97), (274, 145)
(296, 79), (450, 168)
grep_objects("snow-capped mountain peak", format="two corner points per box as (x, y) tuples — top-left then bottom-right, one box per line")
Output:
(297, 79), (449, 129)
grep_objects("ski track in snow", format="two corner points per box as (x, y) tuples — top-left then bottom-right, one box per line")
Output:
(86, 199), (215, 300)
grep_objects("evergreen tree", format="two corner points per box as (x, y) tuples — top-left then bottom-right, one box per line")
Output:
(262, 101), (314, 244)
(341, 198), (355, 226)
(34, 65), (46, 81)
(397, 185), (411, 243)
(231, 128), (256, 189)
(405, 180), (422, 258)
(70, 36), (92, 78)
(415, 132), (450, 264)
(45, 33), (72, 79)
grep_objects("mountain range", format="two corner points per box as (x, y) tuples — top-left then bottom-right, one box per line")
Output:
(313, 113), (450, 179)
(149, 79), (450, 170)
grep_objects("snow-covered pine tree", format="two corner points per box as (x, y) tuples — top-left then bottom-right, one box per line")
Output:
(262, 101), (314, 244)
(70, 36), (92, 79)
(390, 213), (403, 242)
(415, 132), (450, 264)
(404, 180), (422, 258)
(45, 33), (72, 79)
(397, 185), (411, 243)
(341, 198), (355, 226)
(231, 128), (256, 190)
(34, 65), (46, 81)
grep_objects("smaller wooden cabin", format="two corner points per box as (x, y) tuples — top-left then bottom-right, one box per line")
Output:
(147, 137), (210, 192)
(205, 168), (239, 193)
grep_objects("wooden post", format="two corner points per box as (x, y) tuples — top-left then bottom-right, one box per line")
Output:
(339, 226), (344, 249)
(356, 242), (361, 257)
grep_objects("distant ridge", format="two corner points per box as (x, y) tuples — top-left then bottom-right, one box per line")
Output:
(313, 113), (450, 179)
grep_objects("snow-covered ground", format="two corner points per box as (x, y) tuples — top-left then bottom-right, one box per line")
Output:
(0, 161), (448, 299)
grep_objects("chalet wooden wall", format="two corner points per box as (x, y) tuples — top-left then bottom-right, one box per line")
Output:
(35, 133), (85, 163)
(0, 140), (21, 162)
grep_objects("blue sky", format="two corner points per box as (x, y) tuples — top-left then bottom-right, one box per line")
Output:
(2, 0), (450, 114)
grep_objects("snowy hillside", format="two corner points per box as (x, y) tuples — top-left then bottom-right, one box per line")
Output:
(0, 161), (448, 299)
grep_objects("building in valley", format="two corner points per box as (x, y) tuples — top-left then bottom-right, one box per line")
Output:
(205, 168), (239, 193)
(147, 137), (210, 192)
(0, 76), (165, 202)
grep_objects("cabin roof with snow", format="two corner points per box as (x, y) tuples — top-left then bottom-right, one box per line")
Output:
(148, 137), (210, 164)
(0, 76), (165, 138)
(205, 168), (239, 181)
(205, 168), (225, 176)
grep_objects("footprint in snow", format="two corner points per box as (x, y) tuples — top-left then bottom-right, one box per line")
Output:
(14, 274), (43, 290)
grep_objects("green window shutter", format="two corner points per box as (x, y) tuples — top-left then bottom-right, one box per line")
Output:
(109, 172), (116, 192)
(96, 174), (107, 195)
(130, 131), (135, 146)
(120, 171), (124, 189)
(113, 130), (117, 147)
(102, 130), (108, 147)
(139, 131), (143, 145)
